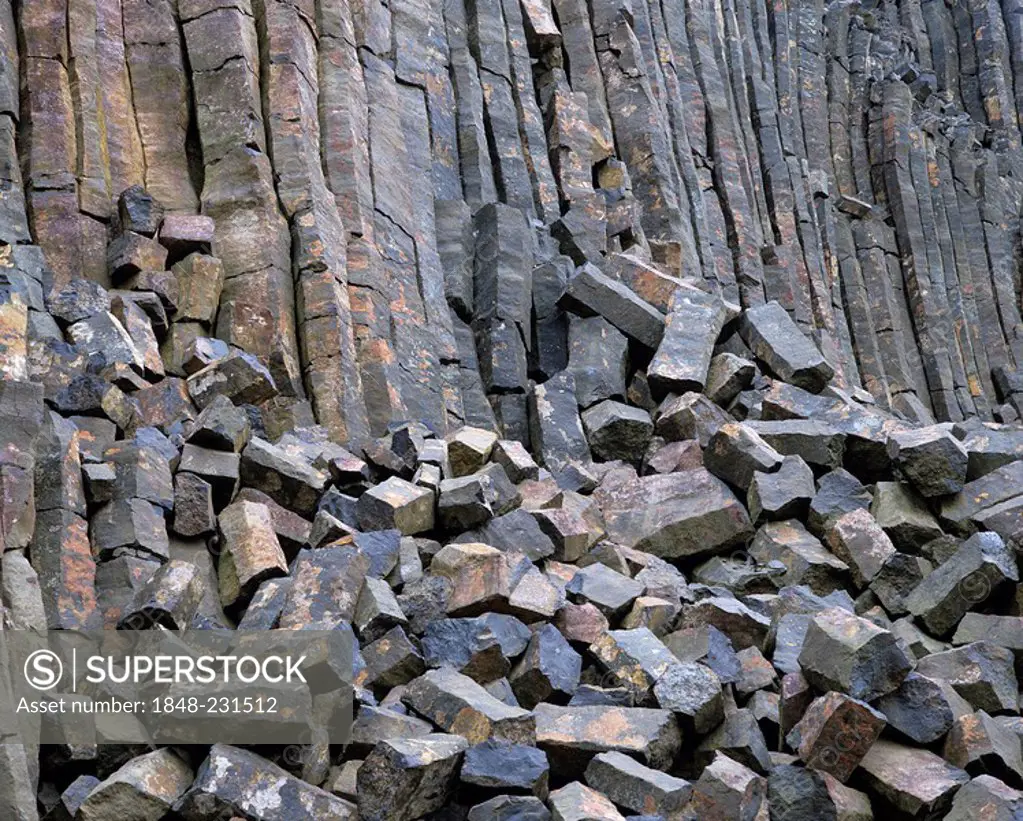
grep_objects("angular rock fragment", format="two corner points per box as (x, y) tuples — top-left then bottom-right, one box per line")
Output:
(739, 301), (834, 392)
(565, 316), (628, 408)
(357, 734), (467, 821)
(915, 642), (1018, 714)
(767, 765), (872, 821)
(798, 607), (912, 701)
(906, 532), (1018, 635)
(871, 480), (943, 551)
(874, 672), (956, 743)
(159, 213), (215, 261)
(580, 400), (652, 462)
(510, 624), (582, 708)
(78, 749), (191, 821)
(119, 559), (204, 630)
(647, 285), (730, 396)
(706, 352), (756, 407)
(216, 499), (287, 611)
(240, 437), (327, 518)
(565, 563), (643, 617)
(448, 426), (498, 477)
(534, 704), (680, 777)
(528, 373), (591, 474)
(584, 750), (691, 817)
(944, 709), (1023, 786)
(461, 739), (550, 799)
(600, 470), (753, 559)
(170, 253), (224, 326)
(946, 774), (1023, 820)
(748, 520), (848, 594)
(559, 263), (665, 349)
(175, 744), (356, 820)
(653, 661), (724, 734)
(186, 351), (277, 409)
(857, 740), (969, 819)
(748, 455), (815, 523)
(358, 476), (436, 535)
(824, 508), (897, 588)
(403, 667), (535, 745)
(888, 426), (969, 498)
(687, 753), (766, 821)
(654, 391), (731, 447)
(107, 231), (168, 281)
(278, 546), (370, 628)
(547, 781), (625, 821)
(807, 468), (872, 536)
(32, 508), (99, 631)
(468, 795), (551, 820)
(787, 692), (886, 782)
(748, 419), (847, 471)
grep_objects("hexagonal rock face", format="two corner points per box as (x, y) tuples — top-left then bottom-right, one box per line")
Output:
(174, 744), (357, 820)
(357, 733), (468, 821)
(358, 476), (436, 534)
(887, 426), (969, 498)
(78, 748), (192, 821)
(600, 470), (753, 560)
(797, 607), (912, 702)
(786, 692), (886, 782)
(856, 740), (969, 819)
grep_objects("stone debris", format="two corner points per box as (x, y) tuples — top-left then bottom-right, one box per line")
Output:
(8, 0), (1023, 815)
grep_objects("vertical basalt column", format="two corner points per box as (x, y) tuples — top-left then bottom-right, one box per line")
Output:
(19, 0), (95, 288)
(122, 0), (201, 213)
(181, 0), (302, 396)
(0, 1), (29, 245)
(686, 0), (765, 307)
(882, 80), (961, 420)
(255, 0), (371, 449)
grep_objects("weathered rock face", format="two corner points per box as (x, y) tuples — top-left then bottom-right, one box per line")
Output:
(8, 0), (1023, 818)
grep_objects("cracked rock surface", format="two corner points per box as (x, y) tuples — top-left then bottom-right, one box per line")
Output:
(5, 0), (1023, 818)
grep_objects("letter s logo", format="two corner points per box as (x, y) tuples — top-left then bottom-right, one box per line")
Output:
(24, 650), (63, 691)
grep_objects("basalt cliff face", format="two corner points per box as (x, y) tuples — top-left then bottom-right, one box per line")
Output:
(5, 0), (1023, 439)
(6, 1), (1023, 820)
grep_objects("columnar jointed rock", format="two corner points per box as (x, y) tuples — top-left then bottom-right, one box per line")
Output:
(13, 0), (1023, 815)
(648, 285), (731, 397)
(216, 499), (288, 611)
(739, 302), (835, 393)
